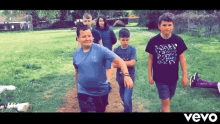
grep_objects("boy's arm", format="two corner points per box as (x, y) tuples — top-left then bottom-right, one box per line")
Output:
(148, 53), (154, 84)
(124, 48), (136, 67)
(124, 60), (136, 67)
(112, 60), (136, 68)
(112, 62), (119, 68)
(113, 47), (136, 68)
(112, 57), (133, 89)
(74, 68), (78, 89)
(179, 53), (188, 86)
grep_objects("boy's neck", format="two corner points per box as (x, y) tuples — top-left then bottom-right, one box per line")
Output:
(121, 45), (129, 49)
(82, 45), (91, 52)
(160, 33), (172, 39)
(88, 26), (92, 30)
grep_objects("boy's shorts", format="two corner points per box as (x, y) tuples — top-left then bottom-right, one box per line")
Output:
(77, 86), (111, 112)
(155, 81), (177, 100)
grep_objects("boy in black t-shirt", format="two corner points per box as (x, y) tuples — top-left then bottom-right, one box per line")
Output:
(145, 12), (188, 112)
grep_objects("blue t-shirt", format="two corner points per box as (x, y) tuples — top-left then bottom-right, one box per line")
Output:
(73, 43), (118, 96)
(113, 45), (137, 76)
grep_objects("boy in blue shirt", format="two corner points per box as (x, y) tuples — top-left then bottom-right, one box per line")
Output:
(145, 12), (188, 112)
(73, 23), (133, 112)
(112, 28), (136, 112)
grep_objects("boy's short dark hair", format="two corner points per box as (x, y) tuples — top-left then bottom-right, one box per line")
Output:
(83, 12), (92, 19)
(119, 28), (130, 38)
(158, 12), (175, 25)
(76, 22), (91, 37)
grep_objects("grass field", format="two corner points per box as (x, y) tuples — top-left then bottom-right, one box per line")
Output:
(0, 29), (77, 112)
(1, 23), (220, 112)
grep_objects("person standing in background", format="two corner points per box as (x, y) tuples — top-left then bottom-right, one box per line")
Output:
(95, 15), (117, 84)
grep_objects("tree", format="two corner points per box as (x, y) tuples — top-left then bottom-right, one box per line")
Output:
(59, 10), (67, 21)
(2, 10), (21, 21)
(2, 10), (60, 24)
(36, 10), (60, 20)
(132, 10), (186, 29)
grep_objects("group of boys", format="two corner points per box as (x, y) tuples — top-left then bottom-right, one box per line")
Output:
(73, 12), (217, 113)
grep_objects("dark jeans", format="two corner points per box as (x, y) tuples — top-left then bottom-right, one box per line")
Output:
(116, 74), (135, 112)
(77, 92), (110, 112)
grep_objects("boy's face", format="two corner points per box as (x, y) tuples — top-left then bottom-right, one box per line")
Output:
(158, 21), (174, 35)
(77, 29), (93, 48)
(83, 17), (93, 28)
(98, 18), (105, 28)
(119, 37), (130, 48)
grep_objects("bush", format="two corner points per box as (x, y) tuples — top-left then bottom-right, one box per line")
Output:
(174, 11), (219, 37)
(186, 27), (206, 37)
(132, 10), (184, 30)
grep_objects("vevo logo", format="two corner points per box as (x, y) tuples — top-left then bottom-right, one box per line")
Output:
(184, 113), (218, 122)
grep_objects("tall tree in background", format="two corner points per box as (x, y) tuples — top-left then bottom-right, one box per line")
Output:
(30, 10), (40, 27)
(60, 10), (67, 21)
(2, 10), (60, 27)
(132, 10), (186, 29)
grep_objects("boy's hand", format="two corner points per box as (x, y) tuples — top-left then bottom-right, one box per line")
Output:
(182, 76), (188, 86)
(149, 76), (154, 85)
(124, 76), (133, 89)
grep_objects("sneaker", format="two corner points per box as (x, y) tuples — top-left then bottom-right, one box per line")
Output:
(0, 87), (7, 94)
(0, 100), (7, 109)
(0, 85), (16, 92)
(217, 83), (220, 93)
(193, 72), (199, 81)
(17, 102), (30, 112)
(189, 75), (196, 88)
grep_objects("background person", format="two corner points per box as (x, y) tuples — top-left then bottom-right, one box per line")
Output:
(95, 15), (118, 84)
(190, 72), (220, 93)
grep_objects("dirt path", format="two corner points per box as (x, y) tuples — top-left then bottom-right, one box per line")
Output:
(56, 68), (148, 112)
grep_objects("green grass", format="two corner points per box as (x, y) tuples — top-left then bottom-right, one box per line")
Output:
(0, 29), (76, 112)
(112, 25), (220, 112)
(1, 24), (220, 112)
(127, 22), (139, 27)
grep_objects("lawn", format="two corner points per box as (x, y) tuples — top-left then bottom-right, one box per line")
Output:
(113, 24), (220, 112)
(0, 29), (77, 112)
(0, 24), (220, 112)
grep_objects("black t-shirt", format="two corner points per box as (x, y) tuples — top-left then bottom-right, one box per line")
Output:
(91, 28), (101, 44)
(145, 33), (187, 85)
(76, 28), (101, 44)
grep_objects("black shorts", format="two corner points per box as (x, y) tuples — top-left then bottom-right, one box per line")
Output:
(77, 93), (109, 112)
